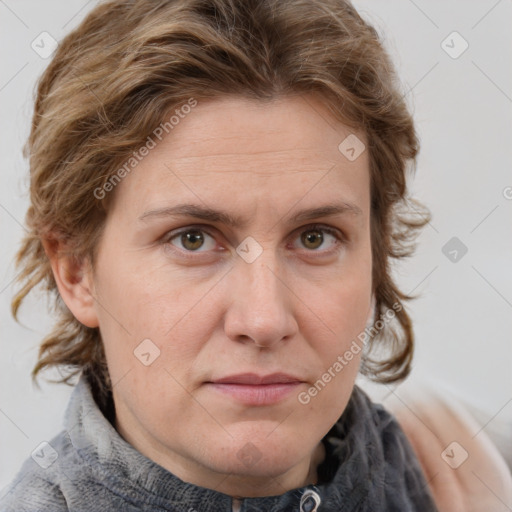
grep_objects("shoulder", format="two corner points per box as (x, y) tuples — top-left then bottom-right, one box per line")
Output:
(0, 431), (71, 512)
(338, 385), (438, 510)
(382, 383), (512, 512)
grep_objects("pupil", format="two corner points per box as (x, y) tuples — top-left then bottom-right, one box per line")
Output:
(182, 230), (204, 250)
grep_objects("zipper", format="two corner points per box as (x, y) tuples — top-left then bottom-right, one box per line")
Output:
(300, 489), (321, 512)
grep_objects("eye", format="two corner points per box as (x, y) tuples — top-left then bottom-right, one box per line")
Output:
(166, 228), (217, 252)
(162, 224), (344, 259)
(293, 225), (343, 253)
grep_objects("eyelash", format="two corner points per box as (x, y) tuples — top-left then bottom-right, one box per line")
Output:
(161, 223), (346, 260)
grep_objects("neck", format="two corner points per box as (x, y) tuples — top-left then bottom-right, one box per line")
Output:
(116, 409), (326, 498)
(227, 441), (325, 498)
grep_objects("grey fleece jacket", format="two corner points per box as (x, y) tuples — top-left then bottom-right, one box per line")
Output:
(0, 374), (438, 511)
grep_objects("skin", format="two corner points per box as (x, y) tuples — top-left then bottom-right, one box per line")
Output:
(47, 94), (374, 498)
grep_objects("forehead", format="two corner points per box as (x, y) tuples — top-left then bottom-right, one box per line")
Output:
(156, 94), (363, 160)
(111, 94), (370, 222)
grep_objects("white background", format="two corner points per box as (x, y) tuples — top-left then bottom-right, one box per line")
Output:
(1, 0), (511, 491)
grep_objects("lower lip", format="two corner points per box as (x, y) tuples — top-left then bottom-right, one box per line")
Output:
(206, 382), (302, 406)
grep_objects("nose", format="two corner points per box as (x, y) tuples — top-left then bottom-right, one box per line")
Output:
(223, 255), (298, 349)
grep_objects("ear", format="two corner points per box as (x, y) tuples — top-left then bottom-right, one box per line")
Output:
(42, 238), (99, 328)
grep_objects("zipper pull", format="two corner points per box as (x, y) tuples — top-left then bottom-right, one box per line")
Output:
(300, 489), (321, 512)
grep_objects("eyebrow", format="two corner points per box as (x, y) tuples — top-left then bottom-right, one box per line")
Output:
(138, 201), (362, 228)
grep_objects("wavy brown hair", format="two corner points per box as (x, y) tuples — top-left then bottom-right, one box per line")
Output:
(13, 0), (429, 397)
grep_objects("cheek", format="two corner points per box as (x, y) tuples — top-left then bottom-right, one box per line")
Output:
(297, 276), (370, 420)
(95, 243), (188, 334)
(297, 256), (372, 406)
(303, 263), (372, 345)
(94, 256), (218, 387)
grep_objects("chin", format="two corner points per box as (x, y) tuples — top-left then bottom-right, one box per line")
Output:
(202, 428), (307, 478)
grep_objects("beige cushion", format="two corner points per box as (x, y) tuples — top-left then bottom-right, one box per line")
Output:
(370, 381), (512, 511)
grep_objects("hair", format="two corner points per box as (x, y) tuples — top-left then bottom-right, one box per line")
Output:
(13, 0), (429, 398)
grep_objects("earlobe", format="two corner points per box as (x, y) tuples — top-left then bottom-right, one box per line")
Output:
(42, 239), (99, 328)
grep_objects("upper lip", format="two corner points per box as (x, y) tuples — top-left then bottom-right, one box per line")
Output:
(210, 373), (304, 385)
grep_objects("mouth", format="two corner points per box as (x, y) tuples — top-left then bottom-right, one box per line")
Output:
(205, 373), (305, 406)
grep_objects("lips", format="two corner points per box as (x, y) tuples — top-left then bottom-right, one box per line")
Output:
(206, 373), (304, 406)
(211, 373), (303, 385)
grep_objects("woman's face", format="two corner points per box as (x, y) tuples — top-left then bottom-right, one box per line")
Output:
(86, 95), (373, 496)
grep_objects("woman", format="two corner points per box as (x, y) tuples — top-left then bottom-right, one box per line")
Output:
(0, 0), (481, 510)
